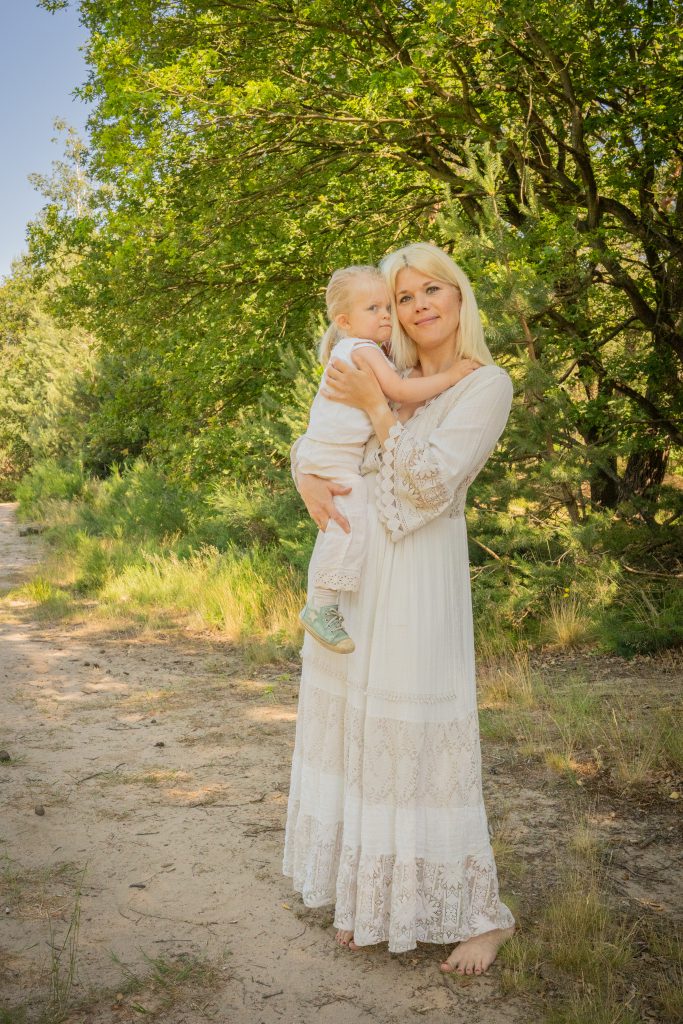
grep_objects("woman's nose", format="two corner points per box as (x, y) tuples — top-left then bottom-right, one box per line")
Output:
(415, 292), (429, 311)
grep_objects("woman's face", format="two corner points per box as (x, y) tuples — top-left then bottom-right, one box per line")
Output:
(394, 266), (461, 353)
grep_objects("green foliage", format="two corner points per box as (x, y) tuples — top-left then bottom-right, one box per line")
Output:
(0, 260), (96, 498)
(3, 0), (681, 655)
(37, 0), (679, 509)
(15, 459), (86, 515)
(598, 581), (683, 656)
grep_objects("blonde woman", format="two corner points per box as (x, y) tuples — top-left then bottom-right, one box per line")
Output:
(283, 242), (516, 975)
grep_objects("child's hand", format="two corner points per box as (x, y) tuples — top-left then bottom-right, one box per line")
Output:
(449, 358), (483, 384)
(322, 355), (385, 412)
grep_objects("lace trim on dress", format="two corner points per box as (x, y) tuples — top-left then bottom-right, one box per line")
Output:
(294, 675), (484, 808)
(313, 568), (361, 592)
(283, 805), (515, 953)
(282, 808), (343, 906)
(377, 420), (453, 542)
(334, 845), (516, 952)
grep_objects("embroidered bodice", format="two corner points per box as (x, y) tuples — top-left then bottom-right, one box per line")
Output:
(359, 364), (513, 541)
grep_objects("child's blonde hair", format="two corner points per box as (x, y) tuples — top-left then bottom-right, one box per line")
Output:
(379, 242), (494, 371)
(318, 265), (385, 366)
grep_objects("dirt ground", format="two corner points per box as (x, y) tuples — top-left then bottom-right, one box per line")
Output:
(0, 501), (680, 1023)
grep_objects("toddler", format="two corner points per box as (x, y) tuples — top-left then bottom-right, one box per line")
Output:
(297, 265), (479, 654)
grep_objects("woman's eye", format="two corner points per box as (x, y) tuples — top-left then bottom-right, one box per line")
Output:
(427, 285), (440, 294)
(399, 295), (411, 303)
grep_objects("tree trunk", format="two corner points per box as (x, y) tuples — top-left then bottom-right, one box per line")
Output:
(620, 447), (670, 504)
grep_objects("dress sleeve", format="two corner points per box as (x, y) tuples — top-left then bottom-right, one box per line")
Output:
(376, 367), (513, 542)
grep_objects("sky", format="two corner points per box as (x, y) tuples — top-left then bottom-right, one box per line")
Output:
(0, 1), (90, 279)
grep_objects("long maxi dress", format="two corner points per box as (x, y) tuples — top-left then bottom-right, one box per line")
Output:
(282, 363), (516, 953)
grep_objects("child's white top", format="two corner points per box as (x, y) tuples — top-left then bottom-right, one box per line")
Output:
(305, 336), (395, 445)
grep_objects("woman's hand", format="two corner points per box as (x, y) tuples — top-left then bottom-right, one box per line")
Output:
(297, 473), (352, 534)
(321, 354), (386, 414)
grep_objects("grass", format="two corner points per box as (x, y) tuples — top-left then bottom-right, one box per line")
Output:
(108, 950), (226, 1020)
(541, 595), (594, 649)
(0, 857), (83, 922)
(3, 538), (305, 662)
(44, 869), (84, 1024)
(0, 858), (85, 1024)
(479, 650), (535, 707)
(647, 922), (683, 1023)
(497, 811), (681, 1023)
(5, 577), (76, 621)
(477, 656), (681, 794)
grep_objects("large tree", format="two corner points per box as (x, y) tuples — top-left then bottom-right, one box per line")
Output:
(36, 0), (681, 522)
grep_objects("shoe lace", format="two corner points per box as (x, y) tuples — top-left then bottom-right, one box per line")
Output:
(321, 606), (345, 633)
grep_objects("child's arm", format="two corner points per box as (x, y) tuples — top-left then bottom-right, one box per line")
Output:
(346, 345), (482, 404)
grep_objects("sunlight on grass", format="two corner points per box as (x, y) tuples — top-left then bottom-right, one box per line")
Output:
(100, 546), (304, 653)
(6, 576), (75, 619)
(541, 595), (592, 648)
(479, 651), (536, 707)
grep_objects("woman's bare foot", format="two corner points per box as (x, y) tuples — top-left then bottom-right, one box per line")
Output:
(440, 925), (515, 975)
(335, 929), (361, 949)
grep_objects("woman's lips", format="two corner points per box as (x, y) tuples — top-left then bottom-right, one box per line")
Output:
(415, 315), (438, 326)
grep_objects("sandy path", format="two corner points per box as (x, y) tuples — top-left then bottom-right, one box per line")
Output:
(1, 502), (680, 1022)
(2, 505), (679, 1024)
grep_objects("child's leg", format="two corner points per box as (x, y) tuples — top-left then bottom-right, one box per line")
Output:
(296, 441), (366, 653)
(312, 474), (367, 595)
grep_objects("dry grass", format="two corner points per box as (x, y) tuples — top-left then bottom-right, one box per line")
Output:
(497, 812), (678, 1023)
(106, 950), (227, 1021)
(540, 595), (593, 649)
(479, 651), (536, 707)
(646, 922), (683, 1023)
(0, 856), (83, 922)
(477, 653), (681, 794)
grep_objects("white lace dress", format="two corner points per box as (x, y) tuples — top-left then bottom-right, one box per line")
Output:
(282, 363), (516, 953)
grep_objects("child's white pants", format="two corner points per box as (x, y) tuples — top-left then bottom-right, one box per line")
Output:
(296, 437), (367, 593)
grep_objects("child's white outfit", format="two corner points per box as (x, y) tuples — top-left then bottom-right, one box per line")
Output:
(297, 336), (395, 593)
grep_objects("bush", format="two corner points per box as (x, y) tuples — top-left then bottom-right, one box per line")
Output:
(15, 458), (85, 518)
(597, 581), (683, 656)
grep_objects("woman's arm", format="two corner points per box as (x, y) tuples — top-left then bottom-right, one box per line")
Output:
(322, 358), (513, 541)
(349, 346), (482, 405)
(376, 368), (514, 541)
(290, 437), (352, 533)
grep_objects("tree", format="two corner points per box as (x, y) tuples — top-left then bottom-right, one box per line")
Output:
(0, 122), (97, 493)
(36, 1), (681, 524)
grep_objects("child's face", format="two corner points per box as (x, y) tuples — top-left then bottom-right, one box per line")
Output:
(335, 279), (392, 344)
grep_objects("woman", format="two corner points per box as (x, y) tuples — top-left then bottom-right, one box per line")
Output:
(282, 242), (516, 975)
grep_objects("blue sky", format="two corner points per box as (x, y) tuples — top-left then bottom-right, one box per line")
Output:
(0, 2), (90, 279)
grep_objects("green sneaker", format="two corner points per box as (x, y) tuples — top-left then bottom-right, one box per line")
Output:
(300, 602), (355, 654)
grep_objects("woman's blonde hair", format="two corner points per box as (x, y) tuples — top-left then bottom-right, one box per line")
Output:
(379, 242), (494, 371)
(318, 265), (385, 366)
